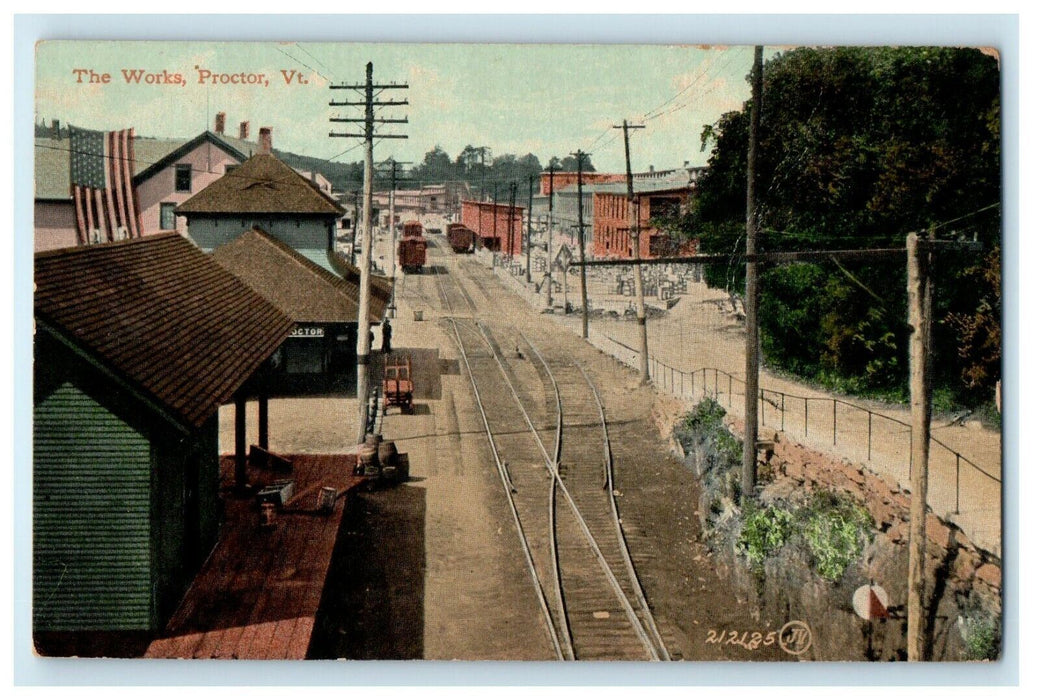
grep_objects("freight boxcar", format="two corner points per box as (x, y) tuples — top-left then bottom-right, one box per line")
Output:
(402, 220), (424, 240)
(398, 221), (427, 273)
(447, 223), (476, 254)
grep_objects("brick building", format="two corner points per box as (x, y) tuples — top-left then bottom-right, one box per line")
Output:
(460, 199), (525, 256)
(539, 171), (624, 196)
(591, 178), (697, 260)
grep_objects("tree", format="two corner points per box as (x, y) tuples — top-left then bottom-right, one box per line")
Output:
(682, 47), (1001, 404)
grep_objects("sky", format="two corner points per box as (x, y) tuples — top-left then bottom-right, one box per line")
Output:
(35, 41), (763, 174)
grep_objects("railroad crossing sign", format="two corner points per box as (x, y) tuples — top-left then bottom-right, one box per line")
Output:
(853, 584), (890, 620)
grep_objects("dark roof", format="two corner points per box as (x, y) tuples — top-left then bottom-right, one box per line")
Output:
(175, 153), (345, 216)
(328, 250), (394, 321)
(35, 233), (294, 429)
(211, 228), (388, 324)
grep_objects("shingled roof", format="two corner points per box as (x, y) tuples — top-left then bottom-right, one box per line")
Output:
(328, 249), (395, 318)
(35, 233), (294, 429)
(211, 228), (389, 324)
(175, 153), (344, 216)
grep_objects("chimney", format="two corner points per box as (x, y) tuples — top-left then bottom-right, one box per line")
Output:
(259, 127), (272, 154)
(648, 164), (655, 174)
(683, 160), (690, 168)
(51, 119), (60, 139)
(215, 112), (226, 135)
(239, 121), (250, 140)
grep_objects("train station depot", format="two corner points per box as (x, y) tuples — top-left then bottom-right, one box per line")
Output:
(33, 234), (294, 651)
(211, 226), (393, 396)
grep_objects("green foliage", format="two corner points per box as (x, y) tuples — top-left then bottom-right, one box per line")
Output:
(684, 47), (1001, 407)
(410, 146), (596, 192)
(677, 398), (742, 470)
(963, 614), (1001, 661)
(802, 491), (874, 582)
(736, 505), (794, 568)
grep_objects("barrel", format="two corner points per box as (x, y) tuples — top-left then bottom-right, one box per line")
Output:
(377, 440), (399, 467)
(357, 441), (378, 475)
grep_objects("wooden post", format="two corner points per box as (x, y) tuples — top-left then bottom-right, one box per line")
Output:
(356, 62), (375, 445)
(546, 165), (556, 309)
(906, 230), (934, 662)
(573, 150), (591, 339)
(741, 45), (764, 506)
(616, 119), (650, 383)
(526, 174), (534, 283)
(492, 183), (499, 253)
(234, 395), (247, 489)
(508, 181), (518, 261)
(258, 394), (269, 451)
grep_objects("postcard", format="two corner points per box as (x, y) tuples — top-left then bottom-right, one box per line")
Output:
(30, 39), (1003, 663)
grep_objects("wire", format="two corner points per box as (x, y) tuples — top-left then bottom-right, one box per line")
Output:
(274, 45), (331, 84)
(294, 43), (336, 80)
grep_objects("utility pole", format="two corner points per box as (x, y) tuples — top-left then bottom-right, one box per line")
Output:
(351, 189), (360, 266)
(479, 147), (490, 201)
(546, 164), (557, 310)
(572, 150), (591, 339)
(742, 45), (764, 505)
(330, 62), (408, 444)
(492, 183), (500, 255)
(508, 181), (518, 261)
(906, 229), (935, 662)
(526, 174), (534, 283)
(380, 158), (412, 281)
(615, 119), (649, 384)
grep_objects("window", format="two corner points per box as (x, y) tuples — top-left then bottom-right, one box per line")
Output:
(649, 196), (681, 220)
(175, 164), (192, 192)
(160, 203), (176, 231)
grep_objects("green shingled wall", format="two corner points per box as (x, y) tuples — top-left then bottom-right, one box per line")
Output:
(33, 381), (153, 631)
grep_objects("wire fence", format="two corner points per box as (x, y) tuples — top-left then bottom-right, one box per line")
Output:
(587, 328), (999, 518)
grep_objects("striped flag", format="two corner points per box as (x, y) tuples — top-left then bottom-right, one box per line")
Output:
(69, 126), (143, 245)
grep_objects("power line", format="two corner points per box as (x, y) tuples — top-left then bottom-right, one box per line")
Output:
(274, 45), (331, 84)
(294, 43), (336, 79)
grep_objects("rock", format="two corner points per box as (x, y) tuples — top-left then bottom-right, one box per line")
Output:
(886, 521), (906, 544)
(953, 550), (976, 582)
(926, 517), (952, 549)
(975, 563), (1002, 589)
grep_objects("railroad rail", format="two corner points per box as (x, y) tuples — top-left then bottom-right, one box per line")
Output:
(429, 247), (668, 659)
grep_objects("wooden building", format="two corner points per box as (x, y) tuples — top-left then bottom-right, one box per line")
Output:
(33, 234), (293, 643)
(176, 149), (345, 264)
(211, 227), (393, 396)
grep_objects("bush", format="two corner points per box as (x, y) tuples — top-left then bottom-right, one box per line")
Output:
(963, 614), (1001, 661)
(802, 491), (874, 582)
(736, 505), (794, 568)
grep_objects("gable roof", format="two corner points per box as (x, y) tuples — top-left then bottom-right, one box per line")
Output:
(175, 153), (345, 217)
(34, 131), (251, 201)
(211, 228), (388, 324)
(35, 233), (294, 429)
(131, 131), (251, 185)
(328, 250), (394, 321)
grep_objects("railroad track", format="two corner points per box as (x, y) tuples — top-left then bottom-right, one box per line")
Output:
(428, 253), (668, 660)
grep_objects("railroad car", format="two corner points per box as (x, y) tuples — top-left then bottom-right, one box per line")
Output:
(401, 220), (424, 239)
(398, 222), (427, 273)
(447, 223), (476, 254)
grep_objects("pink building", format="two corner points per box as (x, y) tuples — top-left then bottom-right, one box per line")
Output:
(33, 116), (327, 253)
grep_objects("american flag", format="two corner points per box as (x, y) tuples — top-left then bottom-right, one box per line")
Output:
(69, 126), (143, 245)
